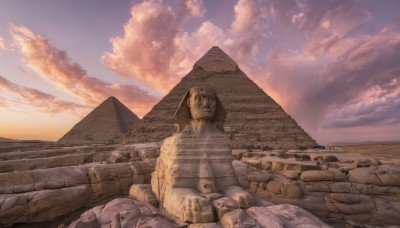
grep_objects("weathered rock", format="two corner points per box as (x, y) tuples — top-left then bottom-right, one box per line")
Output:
(188, 223), (222, 228)
(266, 180), (284, 194)
(0, 185), (89, 226)
(70, 198), (175, 228)
(267, 204), (331, 227)
(281, 182), (303, 198)
(352, 183), (390, 195)
(220, 209), (259, 228)
(302, 182), (331, 192)
(246, 207), (285, 227)
(138, 147), (160, 161)
(283, 170), (299, 179)
(129, 184), (159, 207)
(370, 198), (400, 226)
(328, 194), (375, 214)
(0, 166), (88, 194)
(300, 170), (346, 182)
(348, 167), (383, 185)
(329, 182), (355, 193)
(212, 197), (239, 220)
(375, 164), (400, 186)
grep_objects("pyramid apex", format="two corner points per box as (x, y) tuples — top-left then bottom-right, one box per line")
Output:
(194, 46), (238, 73)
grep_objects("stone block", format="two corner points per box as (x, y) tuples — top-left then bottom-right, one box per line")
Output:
(266, 180), (284, 194)
(220, 209), (257, 228)
(281, 182), (303, 198)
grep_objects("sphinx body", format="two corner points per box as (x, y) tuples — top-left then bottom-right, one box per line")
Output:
(151, 87), (253, 224)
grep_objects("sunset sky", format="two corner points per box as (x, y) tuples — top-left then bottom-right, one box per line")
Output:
(0, 0), (399, 144)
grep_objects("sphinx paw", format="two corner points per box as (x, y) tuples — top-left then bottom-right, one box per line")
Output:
(223, 186), (254, 209)
(181, 195), (214, 223)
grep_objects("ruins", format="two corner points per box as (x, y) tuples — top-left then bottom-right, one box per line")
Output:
(125, 46), (319, 150)
(0, 46), (400, 227)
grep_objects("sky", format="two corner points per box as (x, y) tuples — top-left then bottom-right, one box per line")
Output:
(0, 0), (399, 144)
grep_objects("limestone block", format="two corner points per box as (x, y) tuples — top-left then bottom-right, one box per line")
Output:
(130, 160), (156, 175)
(329, 182), (354, 193)
(370, 198), (400, 226)
(253, 196), (274, 207)
(91, 181), (117, 198)
(375, 164), (400, 186)
(281, 182), (303, 198)
(328, 193), (361, 204)
(328, 194), (375, 215)
(0, 194), (29, 226)
(247, 173), (271, 182)
(28, 185), (89, 222)
(283, 170), (299, 179)
(188, 223), (222, 228)
(109, 150), (130, 163)
(352, 183), (390, 195)
(246, 207), (286, 227)
(267, 204), (331, 227)
(310, 155), (338, 162)
(132, 174), (145, 184)
(138, 147), (160, 161)
(70, 198), (174, 228)
(0, 185), (89, 226)
(220, 209), (259, 228)
(348, 167), (382, 185)
(0, 166), (89, 194)
(298, 193), (329, 218)
(129, 184), (159, 207)
(266, 180), (284, 194)
(343, 213), (371, 223)
(242, 158), (262, 169)
(212, 197), (239, 219)
(302, 182), (331, 192)
(88, 163), (133, 183)
(119, 177), (133, 195)
(300, 170), (345, 182)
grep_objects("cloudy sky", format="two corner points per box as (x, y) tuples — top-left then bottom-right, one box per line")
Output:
(0, 0), (399, 144)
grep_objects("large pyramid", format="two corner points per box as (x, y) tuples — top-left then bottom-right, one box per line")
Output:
(125, 46), (319, 149)
(59, 96), (140, 144)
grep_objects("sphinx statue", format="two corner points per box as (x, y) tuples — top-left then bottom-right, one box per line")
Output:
(151, 86), (253, 224)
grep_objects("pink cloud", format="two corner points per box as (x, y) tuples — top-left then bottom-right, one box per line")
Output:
(10, 25), (158, 117)
(103, 0), (206, 93)
(0, 75), (86, 115)
(0, 36), (5, 49)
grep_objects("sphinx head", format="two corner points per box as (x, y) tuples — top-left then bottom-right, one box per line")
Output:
(175, 86), (226, 132)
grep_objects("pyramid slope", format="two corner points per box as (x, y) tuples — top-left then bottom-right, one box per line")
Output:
(125, 47), (319, 149)
(59, 97), (140, 144)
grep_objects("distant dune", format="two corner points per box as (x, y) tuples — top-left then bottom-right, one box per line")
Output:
(328, 140), (400, 146)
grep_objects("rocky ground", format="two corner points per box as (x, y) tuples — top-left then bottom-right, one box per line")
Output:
(1, 141), (399, 227)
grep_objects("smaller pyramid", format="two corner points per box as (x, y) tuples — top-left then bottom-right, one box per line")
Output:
(58, 97), (140, 144)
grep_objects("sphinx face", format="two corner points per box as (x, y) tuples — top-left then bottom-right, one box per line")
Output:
(187, 87), (216, 121)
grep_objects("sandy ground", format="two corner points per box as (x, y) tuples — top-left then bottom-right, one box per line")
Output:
(337, 143), (400, 164)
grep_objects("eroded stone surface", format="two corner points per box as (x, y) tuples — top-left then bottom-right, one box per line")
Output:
(151, 87), (254, 224)
(69, 198), (176, 228)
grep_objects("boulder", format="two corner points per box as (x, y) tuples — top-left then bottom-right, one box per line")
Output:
(282, 170), (299, 179)
(267, 204), (331, 227)
(348, 167), (382, 185)
(70, 198), (175, 228)
(370, 198), (400, 226)
(300, 170), (346, 182)
(281, 182), (303, 198)
(220, 209), (258, 228)
(0, 185), (89, 226)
